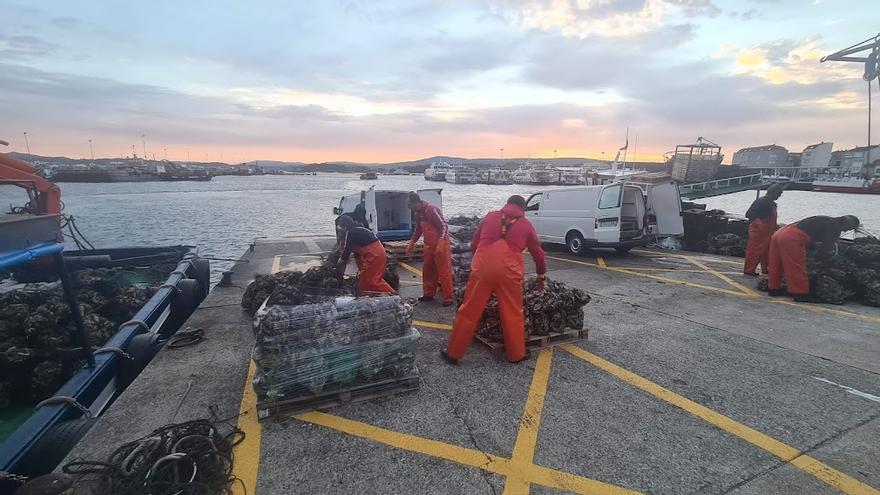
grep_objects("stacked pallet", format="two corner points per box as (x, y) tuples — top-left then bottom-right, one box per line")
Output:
(384, 240), (423, 261)
(252, 295), (420, 419)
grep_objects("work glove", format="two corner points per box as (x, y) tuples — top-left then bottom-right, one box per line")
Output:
(335, 261), (346, 276)
(405, 241), (415, 254)
(537, 274), (546, 291)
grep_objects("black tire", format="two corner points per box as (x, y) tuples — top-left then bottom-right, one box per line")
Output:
(165, 278), (200, 333)
(614, 246), (633, 254)
(16, 418), (98, 476)
(566, 231), (586, 256)
(120, 332), (162, 386)
(190, 258), (211, 301)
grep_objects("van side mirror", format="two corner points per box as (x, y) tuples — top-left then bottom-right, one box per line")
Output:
(333, 207), (342, 215)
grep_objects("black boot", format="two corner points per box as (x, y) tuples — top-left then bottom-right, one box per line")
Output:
(440, 350), (458, 365)
(509, 349), (532, 364)
(793, 294), (822, 304)
(768, 289), (785, 297)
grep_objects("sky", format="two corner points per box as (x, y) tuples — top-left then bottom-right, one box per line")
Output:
(1, 0), (878, 164)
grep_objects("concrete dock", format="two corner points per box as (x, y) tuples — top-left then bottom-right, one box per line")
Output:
(63, 237), (880, 494)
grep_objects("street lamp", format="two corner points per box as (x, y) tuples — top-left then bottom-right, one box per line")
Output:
(23, 132), (31, 154)
(89, 139), (94, 160)
(141, 134), (147, 159)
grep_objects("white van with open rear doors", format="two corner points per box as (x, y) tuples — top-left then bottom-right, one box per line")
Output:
(333, 187), (443, 241)
(523, 181), (683, 255)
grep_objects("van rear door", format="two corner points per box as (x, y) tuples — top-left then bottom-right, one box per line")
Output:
(363, 189), (377, 232)
(594, 184), (622, 244)
(417, 188), (443, 210)
(647, 182), (684, 236)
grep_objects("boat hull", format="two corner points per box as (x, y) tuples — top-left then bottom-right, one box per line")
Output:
(813, 184), (880, 194)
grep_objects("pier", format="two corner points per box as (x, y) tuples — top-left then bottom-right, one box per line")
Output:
(63, 238), (880, 494)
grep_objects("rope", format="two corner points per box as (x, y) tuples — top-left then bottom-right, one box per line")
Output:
(118, 319), (151, 332)
(94, 347), (133, 360)
(166, 328), (205, 349)
(63, 419), (244, 495)
(35, 396), (92, 418)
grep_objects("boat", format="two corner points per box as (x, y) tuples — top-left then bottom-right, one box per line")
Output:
(481, 168), (513, 185)
(512, 162), (558, 185)
(445, 165), (478, 184)
(812, 176), (880, 194)
(360, 172), (378, 180)
(556, 168), (585, 185)
(423, 161), (452, 181)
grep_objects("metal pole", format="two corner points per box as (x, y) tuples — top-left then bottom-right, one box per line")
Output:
(89, 139), (94, 160)
(23, 132), (31, 154)
(141, 134), (147, 159)
(54, 252), (96, 367)
(868, 78), (872, 179)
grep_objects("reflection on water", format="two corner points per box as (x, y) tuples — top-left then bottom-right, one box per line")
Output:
(2, 174), (878, 281)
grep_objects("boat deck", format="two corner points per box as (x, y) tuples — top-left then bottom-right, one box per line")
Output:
(63, 238), (880, 494)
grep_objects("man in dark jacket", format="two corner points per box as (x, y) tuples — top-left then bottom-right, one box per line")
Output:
(743, 184), (784, 275)
(768, 215), (860, 302)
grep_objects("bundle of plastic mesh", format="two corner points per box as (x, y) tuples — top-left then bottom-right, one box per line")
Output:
(252, 296), (419, 402)
(454, 277), (590, 341)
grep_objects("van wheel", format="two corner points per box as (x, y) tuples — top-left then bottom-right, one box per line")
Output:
(615, 246), (633, 254)
(566, 232), (586, 256)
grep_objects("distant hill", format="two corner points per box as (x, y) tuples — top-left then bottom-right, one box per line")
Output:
(5, 151), (667, 172)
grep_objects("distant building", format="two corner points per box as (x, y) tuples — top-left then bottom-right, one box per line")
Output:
(829, 145), (880, 174)
(731, 145), (789, 168)
(786, 152), (802, 168)
(800, 142), (833, 168)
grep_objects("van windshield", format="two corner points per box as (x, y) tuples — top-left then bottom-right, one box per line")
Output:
(525, 194), (542, 211)
(598, 184), (622, 209)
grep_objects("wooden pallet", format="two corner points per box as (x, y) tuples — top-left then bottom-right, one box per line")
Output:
(256, 372), (421, 420)
(384, 240), (424, 261)
(476, 328), (588, 353)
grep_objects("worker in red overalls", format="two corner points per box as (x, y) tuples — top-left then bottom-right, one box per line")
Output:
(743, 184), (784, 276)
(442, 195), (547, 364)
(335, 215), (395, 296)
(768, 215), (859, 303)
(406, 192), (454, 306)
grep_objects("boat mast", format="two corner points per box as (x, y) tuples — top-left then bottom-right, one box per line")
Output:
(821, 33), (880, 180)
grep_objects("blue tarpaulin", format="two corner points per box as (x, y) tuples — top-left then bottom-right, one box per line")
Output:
(0, 241), (64, 270)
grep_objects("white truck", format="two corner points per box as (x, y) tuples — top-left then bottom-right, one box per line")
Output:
(333, 187), (443, 241)
(523, 181), (683, 255)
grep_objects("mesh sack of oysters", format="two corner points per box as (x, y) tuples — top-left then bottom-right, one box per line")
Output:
(447, 215), (482, 254)
(241, 256), (400, 315)
(755, 236), (880, 306)
(251, 295), (418, 401)
(453, 277), (591, 341)
(0, 269), (156, 409)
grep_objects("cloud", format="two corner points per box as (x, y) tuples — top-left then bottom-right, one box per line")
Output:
(0, 30), (58, 59)
(727, 38), (861, 85)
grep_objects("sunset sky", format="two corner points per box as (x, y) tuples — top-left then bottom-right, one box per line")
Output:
(1, 0), (877, 163)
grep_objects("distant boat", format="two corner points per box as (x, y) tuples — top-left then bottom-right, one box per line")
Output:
(481, 168), (513, 185)
(812, 176), (880, 194)
(424, 161), (452, 181)
(445, 165), (479, 184)
(360, 171), (378, 180)
(512, 162), (557, 185)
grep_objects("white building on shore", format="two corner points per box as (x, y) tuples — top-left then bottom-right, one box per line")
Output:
(800, 142), (833, 168)
(731, 144), (789, 168)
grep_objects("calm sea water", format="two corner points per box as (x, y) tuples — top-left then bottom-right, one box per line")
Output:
(2, 174), (878, 281)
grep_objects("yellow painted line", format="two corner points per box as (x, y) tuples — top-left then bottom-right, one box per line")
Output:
(683, 255), (759, 297)
(630, 249), (744, 266)
(596, 256), (607, 268)
(547, 255), (880, 324)
(505, 348), (554, 495)
(399, 280), (422, 286)
(619, 267), (745, 275)
(399, 261), (423, 277)
(296, 411), (639, 494)
(231, 360), (261, 495)
(271, 255), (282, 274)
(561, 345), (880, 495)
(547, 255), (749, 297)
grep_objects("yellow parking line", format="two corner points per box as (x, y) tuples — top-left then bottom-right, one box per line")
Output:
(631, 249), (745, 266)
(618, 267), (744, 275)
(561, 345), (880, 495)
(232, 360), (261, 495)
(597, 256), (607, 268)
(546, 254), (880, 324)
(271, 255), (282, 274)
(399, 261), (423, 277)
(296, 411), (639, 494)
(682, 255), (758, 296)
(505, 348), (554, 495)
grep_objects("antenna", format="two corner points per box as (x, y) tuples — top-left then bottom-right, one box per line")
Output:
(23, 131), (31, 154)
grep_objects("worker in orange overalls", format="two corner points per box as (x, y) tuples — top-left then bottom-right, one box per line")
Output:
(743, 184), (784, 276)
(406, 192), (454, 306)
(335, 215), (395, 296)
(768, 215), (859, 303)
(442, 195), (547, 364)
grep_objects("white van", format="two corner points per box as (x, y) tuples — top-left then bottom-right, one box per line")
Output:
(524, 181), (683, 255)
(333, 187), (443, 241)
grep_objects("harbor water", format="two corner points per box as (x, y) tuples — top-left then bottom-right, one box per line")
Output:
(2, 174), (879, 281)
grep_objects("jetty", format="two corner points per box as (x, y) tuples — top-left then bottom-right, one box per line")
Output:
(62, 237), (880, 494)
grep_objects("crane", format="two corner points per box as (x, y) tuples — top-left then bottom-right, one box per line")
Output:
(0, 139), (62, 216)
